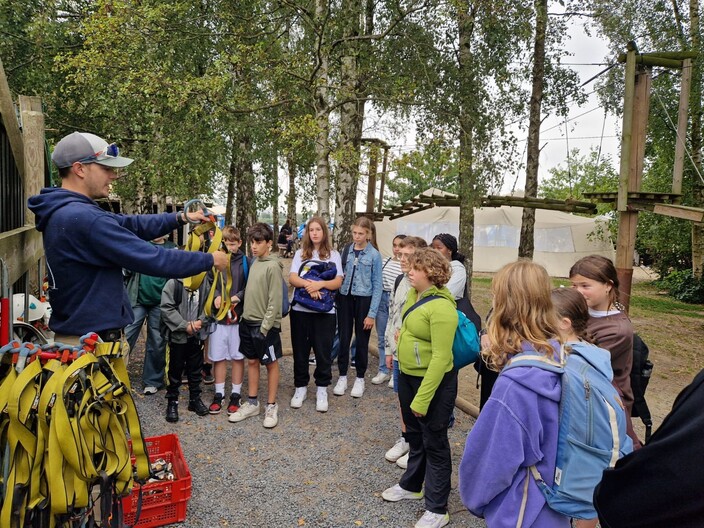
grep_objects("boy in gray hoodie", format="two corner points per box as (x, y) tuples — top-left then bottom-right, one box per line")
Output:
(229, 223), (284, 428)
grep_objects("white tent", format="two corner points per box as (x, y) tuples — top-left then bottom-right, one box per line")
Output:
(375, 189), (615, 277)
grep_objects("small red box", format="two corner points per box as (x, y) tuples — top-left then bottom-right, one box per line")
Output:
(122, 434), (192, 528)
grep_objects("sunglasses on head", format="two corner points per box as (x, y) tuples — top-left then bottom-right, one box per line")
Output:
(79, 143), (119, 163)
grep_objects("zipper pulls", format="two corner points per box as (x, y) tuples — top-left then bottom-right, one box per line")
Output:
(584, 379), (591, 399)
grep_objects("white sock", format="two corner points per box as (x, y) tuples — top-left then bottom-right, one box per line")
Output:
(317, 386), (327, 397)
(339, 376), (347, 383)
(215, 383), (225, 395)
(232, 383), (242, 395)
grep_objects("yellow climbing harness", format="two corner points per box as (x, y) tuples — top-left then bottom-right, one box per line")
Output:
(181, 199), (234, 322)
(0, 334), (150, 528)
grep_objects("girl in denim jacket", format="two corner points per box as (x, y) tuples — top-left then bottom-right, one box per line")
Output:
(333, 216), (383, 399)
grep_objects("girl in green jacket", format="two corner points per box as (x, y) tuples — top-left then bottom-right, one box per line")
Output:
(382, 247), (458, 528)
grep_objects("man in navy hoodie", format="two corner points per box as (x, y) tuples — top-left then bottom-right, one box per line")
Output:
(27, 131), (228, 344)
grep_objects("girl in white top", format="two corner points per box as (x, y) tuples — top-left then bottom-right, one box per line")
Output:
(431, 233), (466, 300)
(288, 217), (343, 412)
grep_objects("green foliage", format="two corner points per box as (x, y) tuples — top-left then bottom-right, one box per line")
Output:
(655, 269), (704, 304)
(386, 137), (459, 203)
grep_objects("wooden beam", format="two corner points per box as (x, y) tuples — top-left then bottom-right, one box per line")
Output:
(377, 147), (388, 212)
(19, 96), (45, 227)
(643, 51), (699, 59)
(673, 58), (692, 195)
(653, 203), (704, 223)
(0, 227), (43, 285)
(0, 58), (25, 179)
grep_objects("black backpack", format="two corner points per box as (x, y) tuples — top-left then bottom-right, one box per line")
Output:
(631, 333), (654, 442)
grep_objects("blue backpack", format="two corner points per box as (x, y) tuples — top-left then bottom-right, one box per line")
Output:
(503, 341), (634, 520)
(401, 295), (480, 370)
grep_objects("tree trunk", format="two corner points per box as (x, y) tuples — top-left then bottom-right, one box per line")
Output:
(333, 0), (365, 249)
(314, 0), (331, 221)
(287, 154), (297, 224)
(457, 1), (478, 300)
(690, 0), (704, 277)
(518, 0), (547, 259)
(226, 144), (236, 225)
(271, 153), (280, 249)
(234, 136), (256, 234)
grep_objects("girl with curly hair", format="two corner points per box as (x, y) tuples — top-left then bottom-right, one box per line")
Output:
(382, 247), (458, 528)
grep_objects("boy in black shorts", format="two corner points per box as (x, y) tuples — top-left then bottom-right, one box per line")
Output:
(228, 223), (284, 428)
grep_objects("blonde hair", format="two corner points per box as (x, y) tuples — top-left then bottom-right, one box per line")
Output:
(484, 260), (560, 371)
(222, 226), (241, 242)
(407, 248), (451, 288)
(301, 217), (332, 260)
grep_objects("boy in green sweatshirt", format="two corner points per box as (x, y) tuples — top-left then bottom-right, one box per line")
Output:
(229, 223), (284, 428)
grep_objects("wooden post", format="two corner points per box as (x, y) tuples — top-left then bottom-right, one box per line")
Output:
(618, 45), (637, 213)
(366, 144), (378, 213)
(615, 65), (651, 312)
(377, 146), (388, 212)
(19, 96), (45, 227)
(673, 58), (692, 196)
(0, 58), (25, 179)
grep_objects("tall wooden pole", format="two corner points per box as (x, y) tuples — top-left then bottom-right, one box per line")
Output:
(615, 57), (651, 312)
(377, 146), (388, 212)
(366, 144), (378, 213)
(673, 58), (693, 196)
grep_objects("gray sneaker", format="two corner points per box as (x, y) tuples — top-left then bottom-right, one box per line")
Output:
(228, 400), (260, 423)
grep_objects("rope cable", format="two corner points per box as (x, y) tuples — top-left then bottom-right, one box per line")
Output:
(652, 89), (704, 186)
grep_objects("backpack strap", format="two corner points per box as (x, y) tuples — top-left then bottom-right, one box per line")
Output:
(341, 243), (353, 270)
(393, 273), (404, 295)
(243, 254), (249, 282)
(382, 257), (392, 271)
(402, 295), (441, 322)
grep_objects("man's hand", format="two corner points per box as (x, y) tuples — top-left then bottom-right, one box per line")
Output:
(185, 210), (211, 224)
(385, 355), (393, 370)
(212, 251), (228, 271)
(214, 296), (222, 309)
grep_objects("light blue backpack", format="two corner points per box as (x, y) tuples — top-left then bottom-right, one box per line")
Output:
(504, 341), (634, 520)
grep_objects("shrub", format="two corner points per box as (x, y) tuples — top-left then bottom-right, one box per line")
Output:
(656, 270), (704, 304)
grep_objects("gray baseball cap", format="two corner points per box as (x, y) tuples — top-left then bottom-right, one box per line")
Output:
(51, 132), (133, 169)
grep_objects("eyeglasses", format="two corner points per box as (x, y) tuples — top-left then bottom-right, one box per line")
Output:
(399, 253), (412, 260)
(79, 143), (120, 163)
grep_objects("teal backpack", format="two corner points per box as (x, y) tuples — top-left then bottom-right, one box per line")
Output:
(402, 295), (480, 369)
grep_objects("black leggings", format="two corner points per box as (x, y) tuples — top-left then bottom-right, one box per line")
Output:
(336, 294), (372, 378)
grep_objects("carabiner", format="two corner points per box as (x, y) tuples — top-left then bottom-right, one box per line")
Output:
(183, 199), (214, 225)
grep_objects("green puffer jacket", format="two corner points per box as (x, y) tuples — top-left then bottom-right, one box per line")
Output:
(397, 285), (458, 415)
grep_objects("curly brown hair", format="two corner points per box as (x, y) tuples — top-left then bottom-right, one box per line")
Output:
(407, 248), (451, 288)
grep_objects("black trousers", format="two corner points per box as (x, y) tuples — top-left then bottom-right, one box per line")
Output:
(336, 293), (372, 378)
(291, 310), (336, 387)
(398, 369), (457, 515)
(166, 338), (204, 401)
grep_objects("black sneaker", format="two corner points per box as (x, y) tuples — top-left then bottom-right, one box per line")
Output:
(227, 393), (241, 415)
(188, 398), (209, 416)
(166, 400), (179, 423)
(209, 393), (224, 414)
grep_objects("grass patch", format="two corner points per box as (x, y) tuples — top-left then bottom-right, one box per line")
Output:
(630, 295), (704, 319)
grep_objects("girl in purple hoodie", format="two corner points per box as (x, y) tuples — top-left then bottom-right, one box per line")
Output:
(458, 261), (570, 528)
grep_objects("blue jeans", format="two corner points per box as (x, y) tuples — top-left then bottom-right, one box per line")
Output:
(125, 304), (166, 388)
(376, 291), (390, 373)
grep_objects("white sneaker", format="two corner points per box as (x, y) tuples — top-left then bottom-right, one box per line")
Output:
(385, 438), (410, 462)
(388, 376), (394, 389)
(371, 371), (390, 385)
(263, 403), (279, 428)
(228, 400), (260, 423)
(415, 510), (449, 528)
(381, 483), (423, 502)
(316, 388), (328, 412)
(290, 387), (307, 408)
(350, 378), (365, 398)
(333, 376), (347, 396)
(143, 386), (158, 395)
(396, 452), (409, 469)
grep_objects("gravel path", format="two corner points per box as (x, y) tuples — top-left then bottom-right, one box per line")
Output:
(127, 342), (487, 528)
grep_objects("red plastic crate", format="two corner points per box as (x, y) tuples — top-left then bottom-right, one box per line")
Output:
(122, 434), (192, 528)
